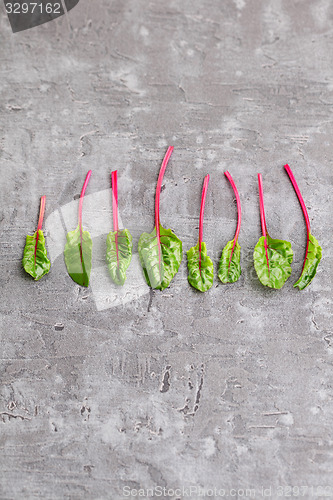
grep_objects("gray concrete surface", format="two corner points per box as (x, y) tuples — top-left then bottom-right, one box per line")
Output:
(0, 0), (332, 498)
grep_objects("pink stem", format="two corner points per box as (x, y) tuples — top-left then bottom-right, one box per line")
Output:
(284, 164), (311, 271)
(78, 171), (92, 278)
(155, 146), (174, 270)
(111, 170), (119, 267)
(258, 173), (270, 274)
(111, 170), (119, 232)
(258, 174), (268, 237)
(37, 195), (46, 232)
(199, 174), (210, 273)
(78, 170), (92, 234)
(224, 171), (241, 242)
(34, 195), (46, 265)
(224, 171), (241, 272)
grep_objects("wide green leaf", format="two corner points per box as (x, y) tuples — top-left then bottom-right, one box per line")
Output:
(22, 229), (51, 280)
(253, 234), (293, 289)
(294, 233), (322, 290)
(187, 241), (214, 292)
(138, 224), (182, 290)
(218, 239), (241, 283)
(64, 225), (92, 287)
(106, 229), (133, 286)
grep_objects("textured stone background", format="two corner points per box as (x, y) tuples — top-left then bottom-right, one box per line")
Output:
(0, 0), (332, 498)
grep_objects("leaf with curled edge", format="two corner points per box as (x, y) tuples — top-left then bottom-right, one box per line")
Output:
(284, 164), (322, 290)
(253, 234), (293, 289)
(64, 226), (92, 287)
(22, 229), (50, 280)
(187, 241), (214, 292)
(218, 238), (241, 283)
(106, 229), (132, 286)
(294, 233), (322, 290)
(138, 224), (182, 290)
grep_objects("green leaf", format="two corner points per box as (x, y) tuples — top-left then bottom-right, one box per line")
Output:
(294, 233), (322, 290)
(187, 241), (214, 292)
(218, 239), (241, 283)
(106, 229), (133, 286)
(253, 234), (293, 289)
(138, 224), (182, 290)
(64, 225), (92, 287)
(22, 229), (51, 280)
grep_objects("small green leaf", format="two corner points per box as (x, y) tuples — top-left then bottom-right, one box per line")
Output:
(187, 241), (214, 292)
(138, 224), (182, 290)
(218, 239), (241, 283)
(22, 229), (51, 280)
(106, 229), (133, 286)
(294, 233), (322, 290)
(253, 234), (293, 289)
(64, 225), (92, 287)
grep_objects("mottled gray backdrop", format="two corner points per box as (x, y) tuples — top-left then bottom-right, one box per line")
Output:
(0, 0), (332, 499)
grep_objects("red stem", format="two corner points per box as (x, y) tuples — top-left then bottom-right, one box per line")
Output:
(111, 170), (119, 268)
(284, 164), (311, 271)
(258, 173), (270, 274)
(155, 146), (174, 270)
(34, 195), (46, 266)
(78, 170), (92, 233)
(199, 174), (210, 272)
